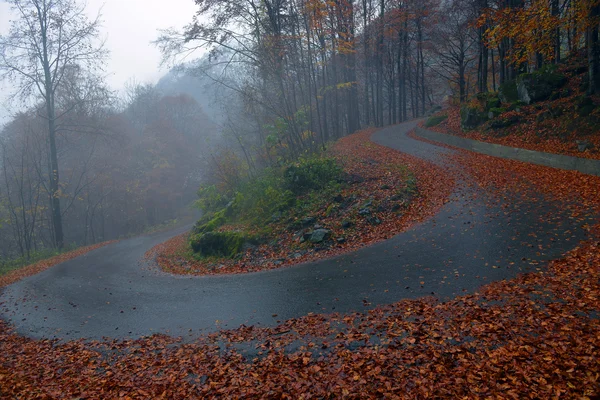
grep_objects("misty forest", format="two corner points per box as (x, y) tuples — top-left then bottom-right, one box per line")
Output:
(1, 0), (600, 397)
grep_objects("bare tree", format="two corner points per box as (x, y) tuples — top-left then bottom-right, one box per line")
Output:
(0, 0), (107, 249)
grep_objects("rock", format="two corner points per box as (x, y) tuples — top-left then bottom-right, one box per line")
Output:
(577, 96), (596, 117)
(189, 231), (246, 257)
(301, 217), (316, 227)
(460, 105), (488, 130)
(314, 224), (323, 230)
(241, 242), (257, 252)
(498, 80), (519, 103)
(367, 216), (382, 225)
(516, 68), (567, 104)
(391, 203), (402, 212)
(342, 220), (354, 229)
(380, 184), (391, 190)
(359, 208), (371, 216)
(490, 115), (520, 129)
(336, 237), (346, 244)
(290, 251), (306, 259)
(362, 199), (373, 208)
(486, 96), (501, 110)
(310, 229), (331, 243)
(303, 231), (314, 241)
(576, 140), (593, 152)
(273, 260), (284, 266)
(293, 230), (304, 241)
(339, 194), (357, 209)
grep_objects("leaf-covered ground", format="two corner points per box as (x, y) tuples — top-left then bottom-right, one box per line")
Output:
(0, 241), (117, 288)
(427, 63), (600, 160)
(1, 128), (599, 399)
(147, 128), (454, 276)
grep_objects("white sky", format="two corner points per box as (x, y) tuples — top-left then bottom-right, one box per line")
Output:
(0, 0), (201, 125)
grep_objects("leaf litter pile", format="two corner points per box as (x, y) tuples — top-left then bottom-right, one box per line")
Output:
(147, 128), (453, 276)
(1, 129), (600, 398)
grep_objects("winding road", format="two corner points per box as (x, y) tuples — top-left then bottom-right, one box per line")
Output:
(0, 120), (595, 341)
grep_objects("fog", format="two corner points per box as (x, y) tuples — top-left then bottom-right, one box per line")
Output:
(0, 0), (459, 260)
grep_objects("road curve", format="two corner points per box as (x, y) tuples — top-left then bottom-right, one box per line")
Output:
(0, 120), (595, 340)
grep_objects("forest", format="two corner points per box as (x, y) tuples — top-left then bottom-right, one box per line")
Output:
(1, 0), (599, 265)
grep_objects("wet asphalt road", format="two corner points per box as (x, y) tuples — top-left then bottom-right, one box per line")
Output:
(0, 120), (595, 340)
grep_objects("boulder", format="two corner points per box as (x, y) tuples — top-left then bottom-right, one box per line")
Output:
(342, 220), (354, 229)
(498, 80), (519, 103)
(301, 217), (316, 227)
(516, 69), (567, 104)
(576, 140), (593, 152)
(189, 231), (246, 258)
(460, 105), (487, 130)
(310, 229), (331, 243)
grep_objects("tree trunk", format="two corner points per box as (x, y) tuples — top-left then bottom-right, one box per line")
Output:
(588, 4), (600, 95)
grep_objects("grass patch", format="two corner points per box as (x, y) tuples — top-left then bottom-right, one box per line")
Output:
(191, 154), (345, 260)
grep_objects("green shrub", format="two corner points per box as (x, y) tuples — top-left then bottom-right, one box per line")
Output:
(193, 209), (227, 234)
(194, 185), (228, 214)
(232, 171), (296, 224)
(189, 231), (248, 258)
(284, 156), (343, 194)
(425, 114), (448, 127)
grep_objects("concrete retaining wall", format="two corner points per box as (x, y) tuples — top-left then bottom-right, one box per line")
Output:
(415, 127), (600, 177)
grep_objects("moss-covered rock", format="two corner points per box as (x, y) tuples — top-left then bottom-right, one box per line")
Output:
(425, 114), (448, 127)
(499, 81), (519, 103)
(488, 107), (507, 118)
(193, 209), (226, 234)
(461, 105), (488, 130)
(577, 96), (596, 117)
(516, 68), (567, 104)
(486, 96), (501, 110)
(189, 231), (247, 258)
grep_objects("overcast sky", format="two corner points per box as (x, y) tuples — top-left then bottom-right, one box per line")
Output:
(0, 0), (200, 126)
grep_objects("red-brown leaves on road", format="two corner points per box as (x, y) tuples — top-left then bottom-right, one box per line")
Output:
(1, 128), (599, 399)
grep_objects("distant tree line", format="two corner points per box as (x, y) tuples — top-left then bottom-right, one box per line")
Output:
(0, 1), (221, 262)
(158, 0), (600, 158)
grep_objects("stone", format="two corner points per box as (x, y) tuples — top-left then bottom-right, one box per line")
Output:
(336, 237), (346, 244)
(367, 216), (382, 225)
(359, 208), (371, 216)
(301, 217), (316, 227)
(516, 69), (567, 105)
(310, 229), (331, 243)
(460, 105), (488, 130)
(293, 230), (303, 241)
(576, 140), (592, 152)
(498, 80), (519, 103)
(342, 220), (354, 229)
